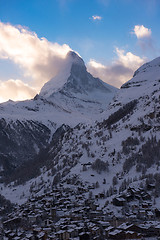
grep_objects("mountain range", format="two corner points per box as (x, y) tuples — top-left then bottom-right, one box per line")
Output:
(0, 52), (160, 209)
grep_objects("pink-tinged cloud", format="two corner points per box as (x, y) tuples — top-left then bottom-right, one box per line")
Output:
(0, 22), (71, 91)
(87, 48), (146, 88)
(0, 79), (37, 103)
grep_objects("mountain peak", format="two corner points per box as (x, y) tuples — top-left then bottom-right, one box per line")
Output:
(66, 51), (85, 67)
(39, 51), (86, 98)
(39, 51), (117, 100)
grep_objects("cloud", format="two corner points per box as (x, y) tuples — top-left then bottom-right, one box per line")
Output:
(91, 15), (102, 21)
(0, 22), (71, 91)
(87, 48), (146, 88)
(0, 22), (148, 102)
(132, 25), (155, 55)
(133, 25), (151, 39)
(0, 79), (37, 103)
(115, 48), (145, 69)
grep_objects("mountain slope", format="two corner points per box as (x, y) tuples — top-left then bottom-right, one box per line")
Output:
(2, 56), (160, 207)
(0, 51), (117, 180)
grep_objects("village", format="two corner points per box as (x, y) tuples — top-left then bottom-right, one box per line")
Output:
(1, 175), (160, 240)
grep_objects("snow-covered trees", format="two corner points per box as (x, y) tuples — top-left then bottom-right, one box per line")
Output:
(91, 159), (109, 174)
(98, 100), (138, 128)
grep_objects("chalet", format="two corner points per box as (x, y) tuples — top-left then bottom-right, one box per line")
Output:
(7, 232), (16, 239)
(137, 210), (146, 219)
(124, 231), (142, 239)
(3, 217), (22, 230)
(113, 197), (126, 206)
(4, 230), (12, 238)
(141, 202), (152, 209)
(16, 231), (25, 239)
(89, 210), (101, 219)
(147, 183), (155, 190)
(126, 213), (137, 222)
(67, 228), (78, 238)
(26, 233), (33, 240)
(134, 194), (141, 200)
(98, 220), (110, 229)
(47, 233), (56, 240)
(141, 192), (151, 201)
(28, 214), (39, 223)
(56, 230), (68, 240)
(36, 231), (46, 240)
(128, 187), (139, 196)
(105, 226), (115, 238)
(90, 226), (100, 236)
(147, 211), (154, 220)
(117, 223), (143, 233)
(109, 229), (125, 239)
(125, 193), (134, 202)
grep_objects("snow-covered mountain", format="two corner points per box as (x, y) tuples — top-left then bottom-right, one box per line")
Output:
(0, 51), (117, 125)
(0, 51), (117, 180)
(39, 51), (117, 115)
(2, 55), (160, 207)
(2, 55), (160, 240)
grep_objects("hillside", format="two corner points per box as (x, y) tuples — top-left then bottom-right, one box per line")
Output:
(0, 51), (117, 179)
(1, 56), (160, 239)
(1, 56), (160, 203)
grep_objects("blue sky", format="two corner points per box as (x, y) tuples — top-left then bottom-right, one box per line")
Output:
(0, 0), (159, 102)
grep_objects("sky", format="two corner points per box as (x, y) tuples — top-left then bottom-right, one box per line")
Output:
(0, 0), (160, 102)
